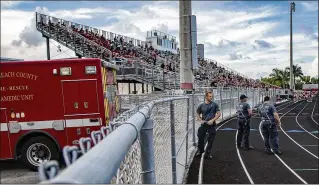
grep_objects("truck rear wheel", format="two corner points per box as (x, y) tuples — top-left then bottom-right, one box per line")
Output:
(20, 136), (59, 171)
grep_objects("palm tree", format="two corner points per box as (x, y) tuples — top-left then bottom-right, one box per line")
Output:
(301, 76), (311, 84)
(286, 64), (304, 86)
(295, 78), (303, 90)
(311, 77), (319, 84)
(261, 76), (281, 87)
(269, 68), (290, 88)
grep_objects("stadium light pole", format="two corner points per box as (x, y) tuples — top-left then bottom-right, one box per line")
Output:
(290, 2), (295, 91)
(179, 0), (194, 92)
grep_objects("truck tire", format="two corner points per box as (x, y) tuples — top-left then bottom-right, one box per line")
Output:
(20, 136), (59, 171)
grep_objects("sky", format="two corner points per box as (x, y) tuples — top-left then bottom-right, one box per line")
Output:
(1, 1), (318, 79)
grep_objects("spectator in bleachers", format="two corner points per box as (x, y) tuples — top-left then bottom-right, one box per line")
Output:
(40, 19), (279, 90)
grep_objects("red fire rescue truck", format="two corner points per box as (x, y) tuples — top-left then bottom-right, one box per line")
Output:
(0, 58), (119, 170)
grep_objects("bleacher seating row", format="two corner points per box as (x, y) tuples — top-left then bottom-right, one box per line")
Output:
(36, 12), (279, 90)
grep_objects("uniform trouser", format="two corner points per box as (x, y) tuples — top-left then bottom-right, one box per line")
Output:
(197, 123), (217, 155)
(261, 121), (279, 152)
(237, 118), (250, 147)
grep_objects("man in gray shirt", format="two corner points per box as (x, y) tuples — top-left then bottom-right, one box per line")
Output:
(236, 94), (253, 150)
(258, 96), (282, 155)
(195, 91), (221, 159)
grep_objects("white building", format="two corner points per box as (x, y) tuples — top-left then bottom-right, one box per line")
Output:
(145, 30), (178, 54)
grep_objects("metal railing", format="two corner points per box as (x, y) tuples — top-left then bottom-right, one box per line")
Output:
(117, 60), (181, 91)
(36, 12), (146, 48)
(39, 96), (191, 184)
(36, 12), (280, 91)
(38, 88), (280, 184)
(36, 12), (180, 91)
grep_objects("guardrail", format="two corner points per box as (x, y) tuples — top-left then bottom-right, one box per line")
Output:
(38, 88), (279, 184)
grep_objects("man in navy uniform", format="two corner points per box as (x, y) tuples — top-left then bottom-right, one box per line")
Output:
(258, 96), (283, 155)
(236, 94), (253, 150)
(195, 91), (221, 159)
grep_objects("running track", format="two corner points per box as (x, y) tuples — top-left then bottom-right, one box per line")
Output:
(187, 96), (319, 184)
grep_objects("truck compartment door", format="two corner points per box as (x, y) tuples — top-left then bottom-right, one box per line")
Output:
(62, 81), (85, 145)
(62, 81), (80, 116)
(78, 80), (99, 114)
(0, 109), (12, 159)
(65, 119), (84, 145)
(79, 80), (101, 136)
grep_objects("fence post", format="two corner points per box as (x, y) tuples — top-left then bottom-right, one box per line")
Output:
(192, 92), (196, 146)
(152, 66), (155, 89)
(118, 95), (122, 111)
(170, 100), (177, 184)
(162, 69), (165, 90)
(229, 89), (232, 117)
(252, 89), (255, 107)
(185, 98), (190, 168)
(142, 65), (145, 82)
(140, 118), (156, 184)
(220, 88), (224, 120)
(135, 61), (138, 77)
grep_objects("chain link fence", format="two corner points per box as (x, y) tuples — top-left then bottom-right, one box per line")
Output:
(38, 88), (280, 184)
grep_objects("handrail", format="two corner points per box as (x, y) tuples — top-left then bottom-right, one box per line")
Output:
(37, 13), (112, 57)
(41, 96), (189, 184)
(36, 12), (146, 47)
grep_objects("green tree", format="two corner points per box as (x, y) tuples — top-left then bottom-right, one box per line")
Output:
(286, 64), (304, 86)
(295, 78), (303, 90)
(311, 77), (319, 84)
(301, 76), (312, 84)
(261, 76), (281, 87)
(262, 65), (316, 89)
(269, 68), (290, 88)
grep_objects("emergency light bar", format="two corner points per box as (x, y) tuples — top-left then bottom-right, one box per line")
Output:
(60, 67), (71, 76)
(85, 66), (96, 74)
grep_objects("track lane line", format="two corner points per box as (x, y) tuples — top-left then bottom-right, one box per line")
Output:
(279, 102), (319, 159)
(311, 101), (318, 125)
(198, 117), (235, 184)
(198, 100), (295, 184)
(257, 100), (308, 184)
(258, 121), (308, 184)
(295, 103), (319, 139)
(235, 130), (254, 184)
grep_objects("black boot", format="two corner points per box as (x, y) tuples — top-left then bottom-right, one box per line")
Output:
(274, 150), (283, 155)
(204, 153), (213, 160)
(237, 145), (244, 149)
(244, 146), (254, 150)
(195, 150), (203, 158)
(265, 150), (273, 154)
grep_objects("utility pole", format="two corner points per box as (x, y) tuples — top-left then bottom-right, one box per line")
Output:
(179, 0), (194, 92)
(290, 2), (295, 91)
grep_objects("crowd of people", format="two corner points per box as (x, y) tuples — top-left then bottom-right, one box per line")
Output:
(195, 59), (269, 88)
(39, 17), (279, 89)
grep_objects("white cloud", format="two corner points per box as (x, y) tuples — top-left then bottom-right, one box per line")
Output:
(1, 2), (318, 80)
(1, 10), (33, 45)
(300, 2), (318, 12)
(50, 8), (113, 20)
(1, 1), (23, 9)
(1, 7), (75, 60)
(309, 57), (318, 77)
